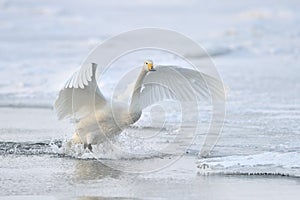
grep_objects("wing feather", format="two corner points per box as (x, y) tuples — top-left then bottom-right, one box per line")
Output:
(138, 66), (227, 109)
(54, 63), (106, 120)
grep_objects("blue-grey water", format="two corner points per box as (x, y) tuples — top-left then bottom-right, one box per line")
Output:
(0, 0), (300, 199)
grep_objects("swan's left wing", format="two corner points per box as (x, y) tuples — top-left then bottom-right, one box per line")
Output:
(138, 65), (228, 109)
(54, 63), (106, 120)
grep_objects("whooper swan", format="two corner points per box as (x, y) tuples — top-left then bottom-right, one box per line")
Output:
(54, 60), (225, 151)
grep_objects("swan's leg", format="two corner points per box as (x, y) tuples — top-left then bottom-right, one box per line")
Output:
(83, 143), (93, 152)
(87, 144), (93, 151)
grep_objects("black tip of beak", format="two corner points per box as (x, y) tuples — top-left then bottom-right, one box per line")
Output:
(149, 69), (156, 71)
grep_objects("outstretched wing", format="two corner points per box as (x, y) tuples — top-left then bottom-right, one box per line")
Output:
(138, 65), (228, 109)
(54, 63), (106, 120)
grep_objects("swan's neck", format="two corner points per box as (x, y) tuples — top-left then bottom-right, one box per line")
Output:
(129, 69), (147, 122)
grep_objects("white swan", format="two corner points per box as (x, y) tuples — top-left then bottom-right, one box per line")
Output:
(54, 60), (226, 151)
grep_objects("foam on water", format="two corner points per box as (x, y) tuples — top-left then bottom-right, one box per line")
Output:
(2, 137), (300, 178)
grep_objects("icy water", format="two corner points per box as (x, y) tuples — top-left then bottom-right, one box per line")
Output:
(1, 0), (300, 199)
(1, 108), (300, 199)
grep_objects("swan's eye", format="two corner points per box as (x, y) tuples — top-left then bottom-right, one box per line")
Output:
(145, 62), (148, 65)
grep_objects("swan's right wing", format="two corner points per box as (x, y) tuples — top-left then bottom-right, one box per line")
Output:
(138, 66), (228, 109)
(54, 63), (106, 120)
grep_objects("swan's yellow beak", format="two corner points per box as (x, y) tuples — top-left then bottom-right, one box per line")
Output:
(148, 63), (155, 71)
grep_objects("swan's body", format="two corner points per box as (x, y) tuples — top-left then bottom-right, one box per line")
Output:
(71, 102), (132, 149)
(54, 60), (226, 151)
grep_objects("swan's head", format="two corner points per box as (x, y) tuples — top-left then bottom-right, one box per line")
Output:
(143, 60), (155, 72)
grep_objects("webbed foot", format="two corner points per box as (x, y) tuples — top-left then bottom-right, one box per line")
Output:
(84, 143), (93, 152)
(87, 144), (93, 152)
